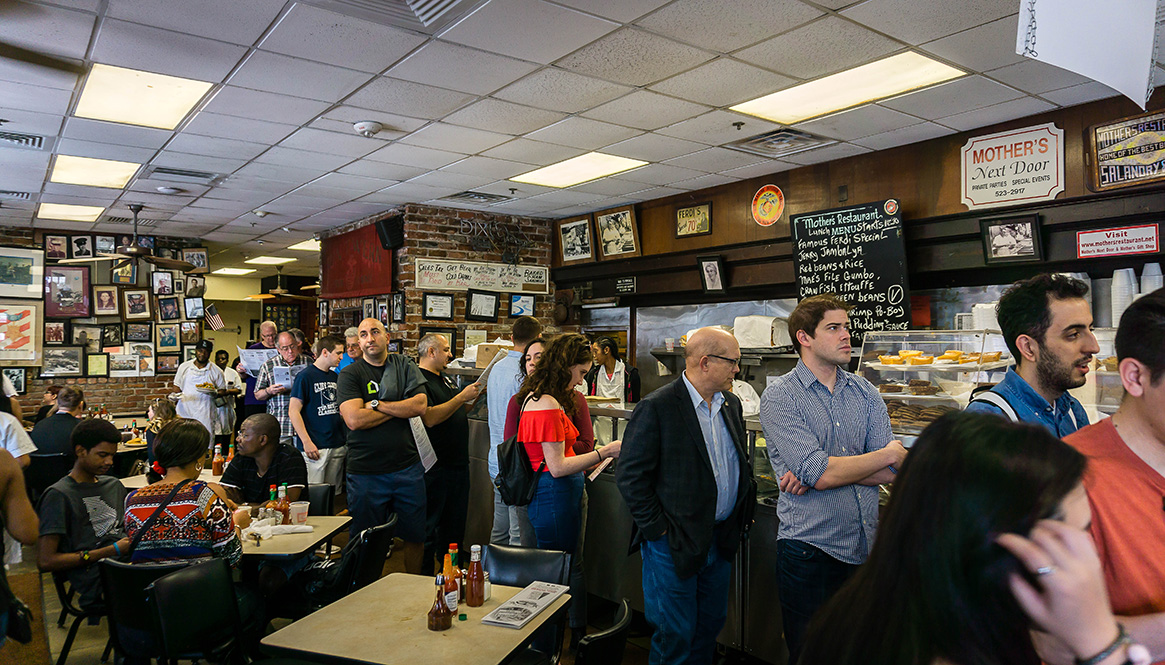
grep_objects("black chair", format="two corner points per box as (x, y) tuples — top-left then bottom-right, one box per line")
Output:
(24, 453), (72, 504)
(98, 559), (188, 662)
(49, 573), (113, 665)
(484, 544), (572, 665)
(575, 599), (632, 665)
(305, 483), (333, 516)
(146, 558), (241, 663)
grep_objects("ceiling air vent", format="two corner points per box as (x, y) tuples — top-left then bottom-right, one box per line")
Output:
(0, 131), (46, 150)
(725, 128), (838, 160)
(304, 0), (488, 34)
(141, 165), (225, 186)
(439, 190), (513, 205)
(102, 215), (159, 227)
(0, 191), (31, 200)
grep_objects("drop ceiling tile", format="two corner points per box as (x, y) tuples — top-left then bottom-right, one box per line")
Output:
(493, 68), (633, 113)
(107, 0), (285, 45)
(880, 76), (1024, 119)
(55, 137), (156, 163)
(318, 106), (429, 134)
(33, 219), (99, 231)
(567, 177), (655, 197)
(407, 170), (494, 190)
(794, 105), (919, 141)
(669, 173), (741, 190)
(151, 152), (248, 174)
(657, 110), (782, 145)
(115, 192), (195, 207)
(556, 28), (715, 87)
(601, 133), (708, 162)
(204, 231), (261, 242)
(649, 57), (794, 107)
(552, 0), (670, 22)
(0, 56), (80, 90)
(232, 162), (329, 183)
(284, 184), (363, 201)
(365, 143), (467, 169)
(337, 161), (428, 181)
(525, 190), (606, 206)
(62, 117), (172, 149)
(2, 109), (66, 137)
(346, 78), (477, 119)
(735, 16), (902, 80)
(126, 180), (210, 197)
(987, 59), (1093, 95)
(277, 128), (384, 158)
(202, 86), (332, 125)
(616, 162), (708, 186)
(841, 0), (1016, 45)
(399, 123), (513, 153)
(257, 3), (427, 72)
(182, 111), (298, 144)
(196, 188), (271, 204)
(442, 0), (618, 64)
(443, 99), (566, 135)
(0, 79), (72, 114)
(440, 156), (534, 180)
(387, 41), (540, 96)
(1041, 81), (1120, 107)
(162, 134), (269, 160)
(254, 147), (352, 171)
(357, 190), (415, 205)
(489, 199), (559, 214)
(228, 51), (372, 102)
(920, 15), (1024, 73)
(720, 159), (797, 179)
(189, 198), (257, 212)
(41, 181), (117, 197)
(937, 97), (1057, 132)
(91, 19), (248, 81)
(780, 142), (873, 165)
(379, 181), (463, 200)
(0, 4), (93, 60)
(581, 91), (710, 131)
(37, 193), (116, 207)
(623, 185), (687, 200)
(663, 147), (766, 172)
(481, 138), (586, 165)
(526, 117), (642, 150)
(308, 117), (403, 139)
(324, 201), (393, 217)
(473, 180), (559, 198)
(851, 121), (956, 150)
(637, 0), (822, 52)
(252, 201), (318, 216)
(306, 173), (397, 192)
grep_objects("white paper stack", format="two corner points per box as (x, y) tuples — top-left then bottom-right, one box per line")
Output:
(1111, 268), (1138, 326)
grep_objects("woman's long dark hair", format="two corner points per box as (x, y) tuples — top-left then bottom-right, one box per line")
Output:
(798, 411), (1087, 665)
(592, 336), (621, 362)
(517, 333), (591, 417)
(519, 337), (549, 379)
(154, 419), (210, 470)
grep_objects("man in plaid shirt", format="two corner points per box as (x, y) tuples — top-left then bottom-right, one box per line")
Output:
(254, 331), (309, 446)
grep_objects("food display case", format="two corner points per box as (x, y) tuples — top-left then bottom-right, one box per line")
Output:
(1069, 327), (1121, 422)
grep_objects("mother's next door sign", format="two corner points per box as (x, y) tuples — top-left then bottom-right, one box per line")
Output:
(961, 122), (1065, 210)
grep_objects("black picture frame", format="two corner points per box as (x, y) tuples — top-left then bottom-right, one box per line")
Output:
(40, 346), (84, 377)
(70, 235), (94, 259)
(697, 255), (726, 293)
(183, 297), (204, 319)
(95, 235), (116, 254)
(391, 292), (405, 323)
(465, 289), (500, 323)
(125, 321), (153, 343)
(422, 292), (454, 321)
(419, 326), (457, 358)
(156, 353), (180, 374)
(2, 367), (26, 395)
(101, 323), (123, 348)
(157, 296), (182, 321)
(362, 298), (375, 320)
(676, 201), (713, 238)
(44, 320), (68, 346)
(509, 294), (535, 317)
(43, 234), (68, 260)
(86, 353), (109, 378)
(151, 270), (174, 295)
(318, 300), (328, 327)
(980, 214), (1044, 264)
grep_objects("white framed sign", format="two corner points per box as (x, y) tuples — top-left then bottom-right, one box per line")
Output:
(961, 122), (1065, 210)
(415, 258), (549, 295)
(1077, 224), (1160, 259)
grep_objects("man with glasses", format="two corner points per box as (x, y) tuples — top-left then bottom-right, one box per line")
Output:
(254, 332), (309, 448)
(236, 320), (278, 420)
(759, 294), (906, 663)
(338, 327), (361, 371)
(617, 327), (752, 665)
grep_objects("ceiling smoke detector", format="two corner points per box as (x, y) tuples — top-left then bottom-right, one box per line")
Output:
(155, 186), (184, 195)
(353, 121), (383, 138)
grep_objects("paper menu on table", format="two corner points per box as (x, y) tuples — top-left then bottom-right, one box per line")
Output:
(272, 363), (306, 388)
(237, 346), (277, 374)
(481, 581), (569, 629)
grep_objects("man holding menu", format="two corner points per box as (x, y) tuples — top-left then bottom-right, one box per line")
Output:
(254, 332), (309, 448)
(236, 320), (278, 420)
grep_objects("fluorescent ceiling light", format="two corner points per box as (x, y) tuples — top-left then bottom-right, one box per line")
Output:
(510, 152), (648, 188)
(244, 256), (297, 265)
(37, 203), (105, 222)
(75, 63), (214, 130)
(212, 267), (257, 276)
(51, 155), (141, 189)
(288, 239), (320, 252)
(730, 52), (965, 125)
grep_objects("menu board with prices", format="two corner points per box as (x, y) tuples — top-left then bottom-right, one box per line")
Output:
(791, 199), (911, 342)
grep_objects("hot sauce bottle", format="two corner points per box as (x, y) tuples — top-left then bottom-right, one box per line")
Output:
(466, 544), (485, 608)
(428, 574), (453, 631)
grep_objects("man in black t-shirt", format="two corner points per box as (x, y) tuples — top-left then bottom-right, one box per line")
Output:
(30, 386), (85, 456)
(416, 333), (481, 574)
(338, 318), (427, 574)
(220, 413), (307, 505)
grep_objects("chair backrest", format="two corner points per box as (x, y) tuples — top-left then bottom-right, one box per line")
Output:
(575, 599), (632, 665)
(306, 483), (333, 516)
(147, 559), (240, 660)
(343, 514), (397, 594)
(99, 559), (188, 657)
(483, 544), (571, 587)
(25, 453), (73, 503)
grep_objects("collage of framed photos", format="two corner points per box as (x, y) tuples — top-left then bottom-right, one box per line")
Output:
(361, 293), (405, 326)
(420, 289), (535, 323)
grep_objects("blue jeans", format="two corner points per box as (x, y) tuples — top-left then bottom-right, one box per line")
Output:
(776, 539), (859, 665)
(525, 471), (582, 553)
(347, 462), (427, 542)
(640, 536), (732, 665)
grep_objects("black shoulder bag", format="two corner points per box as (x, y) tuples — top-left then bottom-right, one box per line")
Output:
(494, 397), (545, 507)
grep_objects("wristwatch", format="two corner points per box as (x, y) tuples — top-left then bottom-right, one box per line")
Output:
(80, 550), (91, 564)
(368, 399), (380, 412)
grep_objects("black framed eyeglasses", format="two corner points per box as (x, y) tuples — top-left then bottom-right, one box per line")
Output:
(708, 354), (741, 367)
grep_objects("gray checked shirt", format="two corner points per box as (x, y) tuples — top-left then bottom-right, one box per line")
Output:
(254, 354), (309, 440)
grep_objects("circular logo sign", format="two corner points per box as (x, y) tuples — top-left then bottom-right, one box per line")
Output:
(884, 199), (899, 216)
(752, 185), (785, 226)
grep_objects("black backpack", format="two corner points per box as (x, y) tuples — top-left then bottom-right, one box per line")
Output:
(493, 398), (544, 506)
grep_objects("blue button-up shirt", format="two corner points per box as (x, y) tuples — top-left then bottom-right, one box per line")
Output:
(760, 360), (893, 564)
(680, 372), (740, 522)
(964, 368), (1089, 437)
(486, 350), (524, 477)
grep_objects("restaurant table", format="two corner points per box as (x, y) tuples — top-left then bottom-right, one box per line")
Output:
(119, 468), (217, 489)
(261, 572), (570, 665)
(242, 515), (350, 558)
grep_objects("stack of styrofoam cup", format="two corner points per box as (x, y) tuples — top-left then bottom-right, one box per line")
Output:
(973, 302), (999, 330)
(1141, 263), (1163, 294)
(1111, 268), (1138, 327)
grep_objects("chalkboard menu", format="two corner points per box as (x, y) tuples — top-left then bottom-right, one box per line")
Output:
(790, 199), (911, 341)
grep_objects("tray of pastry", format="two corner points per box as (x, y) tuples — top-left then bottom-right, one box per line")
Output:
(885, 400), (959, 433)
(866, 349), (1011, 371)
(877, 379), (956, 398)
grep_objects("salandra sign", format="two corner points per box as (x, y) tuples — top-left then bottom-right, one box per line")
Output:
(961, 122), (1065, 210)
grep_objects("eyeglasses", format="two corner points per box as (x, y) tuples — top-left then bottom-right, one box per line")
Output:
(708, 354), (742, 367)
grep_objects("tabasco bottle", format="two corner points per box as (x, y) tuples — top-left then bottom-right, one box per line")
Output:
(428, 574), (453, 631)
(211, 445), (225, 476)
(226, 444), (235, 466)
(276, 484), (291, 525)
(466, 545), (485, 607)
(442, 552), (459, 613)
(263, 485), (279, 521)
(449, 544), (464, 601)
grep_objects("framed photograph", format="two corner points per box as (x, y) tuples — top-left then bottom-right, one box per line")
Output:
(70, 235), (94, 259)
(136, 236), (155, 252)
(137, 352), (155, 377)
(179, 321), (200, 344)
(122, 289), (152, 321)
(2, 367), (25, 395)
(101, 323), (123, 348)
(93, 285), (119, 316)
(183, 345), (198, 362)
(464, 329), (487, 349)
(594, 205), (640, 260)
(174, 278), (184, 294)
(362, 297), (375, 320)
(43, 234), (68, 260)
(125, 322), (152, 343)
(182, 247), (209, 273)
(318, 301), (328, 327)
(127, 341), (154, 358)
(115, 235), (134, 252)
(44, 265), (91, 317)
(557, 215), (594, 265)
(184, 275), (205, 298)
(509, 294), (535, 317)
(676, 202), (712, 238)
(697, 255), (726, 293)
(420, 326), (457, 358)
(183, 297), (204, 319)
(95, 235), (116, 254)
(157, 296), (181, 321)
(980, 214), (1044, 264)
(111, 261), (136, 286)
(156, 353), (180, 374)
(0, 246), (45, 299)
(466, 289), (499, 323)
(422, 293), (454, 320)
(377, 298), (389, 325)
(391, 292), (404, 323)
(71, 324), (101, 353)
(41, 346), (84, 377)
(109, 353), (138, 378)
(0, 301), (42, 366)
(156, 323), (180, 352)
(44, 320), (68, 345)
(151, 270), (174, 295)
(86, 353), (109, 378)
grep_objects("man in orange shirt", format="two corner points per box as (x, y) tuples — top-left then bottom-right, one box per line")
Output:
(1062, 287), (1165, 664)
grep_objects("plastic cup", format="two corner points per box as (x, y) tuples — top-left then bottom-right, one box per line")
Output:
(664, 338), (676, 351)
(289, 501), (310, 525)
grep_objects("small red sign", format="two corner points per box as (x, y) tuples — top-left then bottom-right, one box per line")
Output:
(752, 184), (785, 227)
(1076, 224), (1160, 259)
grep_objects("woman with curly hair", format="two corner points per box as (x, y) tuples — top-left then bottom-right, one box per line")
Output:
(144, 398), (178, 476)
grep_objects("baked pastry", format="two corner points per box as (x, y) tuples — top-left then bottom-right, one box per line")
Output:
(879, 355), (904, 365)
(937, 350), (963, 361)
(1102, 356), (1119, 371)
(909, 385), (942, 395)
(981, 351), (1002, 362)
(879, 384), (905, 393)
(898, 350), (923, 358)
(908, 355), (934, 365)
(908, 379), (932, 387)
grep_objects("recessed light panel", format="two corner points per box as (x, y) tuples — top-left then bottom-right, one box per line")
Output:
(510, 152), (648, 188)
(51, 155), (141, 189)
(75, 63), (214, 130)
(212, 267), (257, 275)
(730, 52), (965, 125)
(37, 203), (105, 222)
(288, 239), (320, 251)
(243, 256), (297, 265)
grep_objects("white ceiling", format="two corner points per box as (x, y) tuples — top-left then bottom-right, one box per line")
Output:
(1, 0), (1160, 278)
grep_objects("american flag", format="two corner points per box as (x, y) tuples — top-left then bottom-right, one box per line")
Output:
(204, 303), (225, 331)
